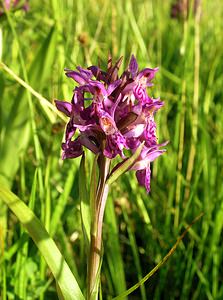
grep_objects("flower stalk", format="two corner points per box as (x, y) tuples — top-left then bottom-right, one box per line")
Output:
(87, 155), (110, 300)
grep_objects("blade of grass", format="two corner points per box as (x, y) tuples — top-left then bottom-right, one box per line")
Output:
(50, 160), (77, 237)
(79, 153), (91, 248)
(104, 193), (127, 297)
(122, 205), (147, 300)
(0, 61), (67, 123)
(113, 213), (204, 299)
(184, 2), (201, 200)
(126, 0), (148, 60)
(0, 185), (85, 300)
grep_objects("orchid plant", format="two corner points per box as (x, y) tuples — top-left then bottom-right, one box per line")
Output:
(0, 54), (166, 300)
(55, 55), (166, 299)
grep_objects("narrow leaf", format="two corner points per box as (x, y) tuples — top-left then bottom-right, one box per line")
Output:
(106, 142), (144, 186)
(90, 155), (99, 222)
(79, 153), (91, 248)
(0, 185), (85, 300)
(104, 196), (127, 296)
(112, 213), (204, 299)
(50, 161), (76, 237)
(0, 61), (67, 123)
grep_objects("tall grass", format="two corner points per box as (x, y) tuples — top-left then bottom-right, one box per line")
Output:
(0, 0), (223, 299)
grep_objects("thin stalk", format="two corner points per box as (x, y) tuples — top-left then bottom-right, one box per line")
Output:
(0, 61), (63, 123)
(87, 155), (110, 300)
(174, 8), (188, 228)
(174, 79), (186, 228)
(1, 261), (7, 300)
(184, 1), (201, 200)
(113, 213), (204, 300)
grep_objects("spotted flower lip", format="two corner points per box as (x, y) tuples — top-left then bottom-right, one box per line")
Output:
(55, 55), (166, 192)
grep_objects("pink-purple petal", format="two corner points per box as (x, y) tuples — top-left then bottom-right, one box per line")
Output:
(129, 54), (138, 78)
(55, 100), (72, 117)
(65, 70), (89, 85)
(107, 79), (122, 95)
(62, 139), (83, 159)
(136, 166), (151, 193)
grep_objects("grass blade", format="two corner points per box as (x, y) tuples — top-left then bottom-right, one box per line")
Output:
(0, 185), (85, 300)
(113, 213), (204, 299)
(79, 153), (91, 248)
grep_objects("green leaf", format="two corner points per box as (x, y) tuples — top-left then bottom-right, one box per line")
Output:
(0, 22), (60, 188)
(90, 155), (99, 222)
(28, 26), (57, 89)
(0, 62), (66, 123)
(50, 161), (77, 237)
(106, 142), (144, 186)
(121, 206), (146, 300)
(0, 185), (85, 300)
(112, 213), (204, 299)
(79, 153), (91, 248)
(104, 196), (127, 297)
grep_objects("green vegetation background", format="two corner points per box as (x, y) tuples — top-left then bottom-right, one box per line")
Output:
(0, 0), (223, 299)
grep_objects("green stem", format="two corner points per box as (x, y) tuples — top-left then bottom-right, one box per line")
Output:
(87, 155), (110, 300)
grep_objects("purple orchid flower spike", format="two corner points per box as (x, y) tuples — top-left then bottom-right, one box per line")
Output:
(55, 55), (166, 193)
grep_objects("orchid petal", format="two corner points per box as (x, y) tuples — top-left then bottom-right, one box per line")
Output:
(104, 132), (127, 159)
(137, 67), (159, 81)
(65, 70), (89, 85)
(124, 124), (145, 138)
(136, 166), (151, 193)
(76, 66), (92, 78)
(55, 100), (72, 117)
(62, 139), (83, 159)
(129, 54), (138, 78)
(107, 79), (122, 95)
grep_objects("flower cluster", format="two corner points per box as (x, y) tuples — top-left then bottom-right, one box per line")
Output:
(55, 55), (166, 192)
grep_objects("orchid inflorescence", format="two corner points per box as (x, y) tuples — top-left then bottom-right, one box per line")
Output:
(55, 55), (166, 193)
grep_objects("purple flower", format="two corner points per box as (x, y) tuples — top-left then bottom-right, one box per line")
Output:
(62, 138), (83, 160)
(123, 55), (159, 105)
(55, 55), (166, 192)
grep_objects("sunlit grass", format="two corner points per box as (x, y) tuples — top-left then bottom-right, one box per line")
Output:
(0, 0), (223, 299)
